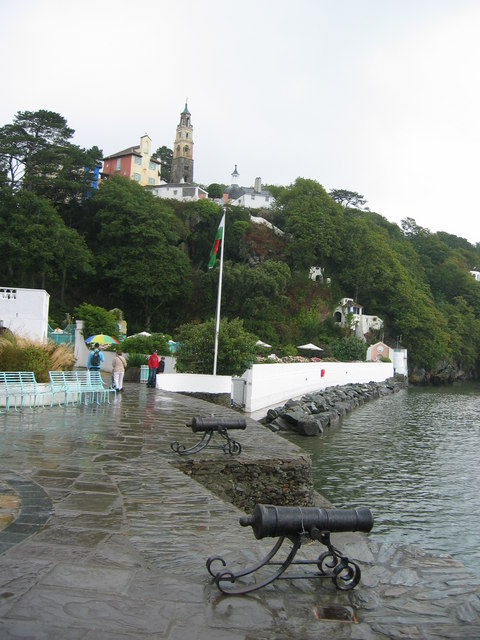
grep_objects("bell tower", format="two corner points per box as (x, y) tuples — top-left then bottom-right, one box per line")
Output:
(170, 102), (194, 183)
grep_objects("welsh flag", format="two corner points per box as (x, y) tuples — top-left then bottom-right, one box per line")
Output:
(208, 213), (225, 269)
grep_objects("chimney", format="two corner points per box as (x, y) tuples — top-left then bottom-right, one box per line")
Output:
(254, 177), (262, 193)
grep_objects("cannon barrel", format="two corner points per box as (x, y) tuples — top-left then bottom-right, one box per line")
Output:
(188, 417), (247, 433)
(239, 504), (373, 540)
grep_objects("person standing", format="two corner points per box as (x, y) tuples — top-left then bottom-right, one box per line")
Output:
(147, 350), (159, 388)
(87, 343), (104, 371)
(157, 356), (166, 374)
(112, 350), (127, 392)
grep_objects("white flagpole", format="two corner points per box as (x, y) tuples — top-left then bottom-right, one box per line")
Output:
(213, 209), (226, 375)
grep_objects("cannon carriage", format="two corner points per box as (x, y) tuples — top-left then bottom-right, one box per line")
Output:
(207, 503), (374, 595)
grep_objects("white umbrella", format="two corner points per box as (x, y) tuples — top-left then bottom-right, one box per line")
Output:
(297, 343), (323, 351)
(128, 331), (152, 338)
(255, 339), (272, 348)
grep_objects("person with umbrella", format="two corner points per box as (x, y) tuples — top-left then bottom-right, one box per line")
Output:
(87, 342), (104, 371)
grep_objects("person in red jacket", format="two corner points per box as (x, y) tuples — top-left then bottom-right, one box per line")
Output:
(147, 350), (159, 388)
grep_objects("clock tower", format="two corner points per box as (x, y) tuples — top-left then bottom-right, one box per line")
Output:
(170, 102), (194, 183)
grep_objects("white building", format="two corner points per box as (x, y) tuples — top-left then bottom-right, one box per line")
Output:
(333, 297), (383, 341)
(470, 270), (480, 282)
(150, 182), (207, 202)
(223, 167), (274, 210)
(0, 287), (50, 342)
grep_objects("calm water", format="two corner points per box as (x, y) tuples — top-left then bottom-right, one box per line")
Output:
(282, 383), (480, 577)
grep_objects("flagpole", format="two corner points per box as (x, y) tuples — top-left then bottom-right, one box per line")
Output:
(213, 208), (226, 375)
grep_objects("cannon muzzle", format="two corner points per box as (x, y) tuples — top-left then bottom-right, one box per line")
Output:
(188, 417), (247, 433)
(240, 504), (373, 540)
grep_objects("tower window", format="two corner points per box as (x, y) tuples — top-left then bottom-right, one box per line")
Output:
(186, 133), (189, 139)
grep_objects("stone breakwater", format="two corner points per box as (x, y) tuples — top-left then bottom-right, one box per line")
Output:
(264, 379), (406, 436)
(174, 379), (406, 512)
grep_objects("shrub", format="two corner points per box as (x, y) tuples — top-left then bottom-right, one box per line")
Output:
(124, 352), (148, 368)
(329, 336), (367, 362)
(121, 333), (170, 355)
(175, 317), (257, 376)
(0, 336), (75, 382)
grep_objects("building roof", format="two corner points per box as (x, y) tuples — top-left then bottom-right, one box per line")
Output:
(240, 186), (273, 198)
(224, 185), (244, 200)
(102, 146), (161, 165)
(103, 146), (141, 161)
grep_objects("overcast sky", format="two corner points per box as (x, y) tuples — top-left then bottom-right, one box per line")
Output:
(2, 0), (480, 244)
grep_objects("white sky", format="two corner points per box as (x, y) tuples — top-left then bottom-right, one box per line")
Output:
(2, 0), (480, 244)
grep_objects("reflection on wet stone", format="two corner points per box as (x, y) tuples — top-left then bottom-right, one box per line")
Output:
(0, 385), (479, 638)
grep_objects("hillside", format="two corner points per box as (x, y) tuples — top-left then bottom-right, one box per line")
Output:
(2, 110), (480, 377)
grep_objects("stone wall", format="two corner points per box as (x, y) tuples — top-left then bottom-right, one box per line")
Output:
(175, 454), (315, 513)
(171, 380), (408, 513)
(178, 391), (231, 408)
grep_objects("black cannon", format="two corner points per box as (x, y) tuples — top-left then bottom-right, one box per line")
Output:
(207, 503), (374, 595)
(170, 416), (246, 456)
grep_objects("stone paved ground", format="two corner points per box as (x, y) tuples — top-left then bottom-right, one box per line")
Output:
(0, 383), (479, 639)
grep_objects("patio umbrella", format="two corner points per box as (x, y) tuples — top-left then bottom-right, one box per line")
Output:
(128, 331), (151, 338)
(85, 334), (119, 345)
(255, 340), (272, 348)
(297, 343), (323, 351)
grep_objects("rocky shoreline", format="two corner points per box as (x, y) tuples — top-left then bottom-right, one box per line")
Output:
(264, 378), (407, 436)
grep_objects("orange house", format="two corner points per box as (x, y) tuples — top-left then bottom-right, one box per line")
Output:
(102, 135), (161, 187)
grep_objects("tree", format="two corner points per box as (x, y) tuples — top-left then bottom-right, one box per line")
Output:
(0, 109), (102, 202)
(0, 186), (94, 290)
(273, 178), (344, 270)
(73, 303), (118, 339)
(222, 260), (291, 325)
(207, 183), (225, 199)
(329, 189), (369, 211)
(89, 176), (192, 330)
(175, 317), (257, 375)
(153, 145), (173, 182)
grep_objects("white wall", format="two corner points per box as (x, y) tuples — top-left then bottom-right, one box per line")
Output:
(74, 320), (114, 371)
(0, 287), (50, 342)
(393, 349), (408, 376)
(241, 361), (394, 414)
(156, 373), (231, 394)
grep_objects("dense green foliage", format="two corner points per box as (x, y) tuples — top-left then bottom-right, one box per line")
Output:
(73, 303), (118, 340)
(3, 109), (480, 375)
(121, 333), (170, 356)
(175, 318), (257, 375)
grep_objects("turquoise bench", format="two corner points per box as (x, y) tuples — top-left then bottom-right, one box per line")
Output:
(49, 371), (82, 407)
(78, 370), (116, 405)
(0, 372), (52, 412)
(49, 371), (116, 407)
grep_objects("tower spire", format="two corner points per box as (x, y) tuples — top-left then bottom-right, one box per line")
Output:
(171, 102), (194, 183)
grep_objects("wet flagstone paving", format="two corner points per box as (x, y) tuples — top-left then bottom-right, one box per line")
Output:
(0, 383), (480, 639)
(0, 482), (20, 530)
